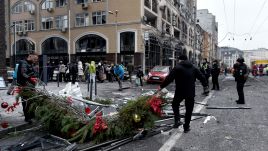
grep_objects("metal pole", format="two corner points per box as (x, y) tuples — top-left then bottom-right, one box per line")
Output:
(57, 72), (59, 87)
(13, 25), (16, 68)
(68, 9), (71, 63)
(115, 11), (118, 64)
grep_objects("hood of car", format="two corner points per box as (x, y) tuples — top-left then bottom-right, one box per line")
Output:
(149, 71), (168, 77)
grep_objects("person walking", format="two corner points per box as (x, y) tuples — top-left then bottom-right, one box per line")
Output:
(65, 63), (70, 82)
(158, 55), (208, 132)
(58, 61), (66, 82)
(211, 60), (220, 90)
(78, 61), (84, 82)
(69, 61), (78, 84)
(233, 58), (248, 104)
(114, 64), (125, 91)
(17, 52), (39, 123)
(136, 66), (144, 86)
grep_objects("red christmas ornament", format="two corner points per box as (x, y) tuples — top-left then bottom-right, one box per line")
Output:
(1, 102), (9, 109)
(148, 96), (163, 116)
(85, 107), (91, 115)
(1, 121), (9, 128)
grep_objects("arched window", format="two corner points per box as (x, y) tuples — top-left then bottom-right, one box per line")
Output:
(76, 34), (106, 53)
(12, 1), (35, 14)
(120, 32), (135, 52)
(13, 39), (35, 55)
(41, 0), (54, 9)
(42, 37), (68, 55)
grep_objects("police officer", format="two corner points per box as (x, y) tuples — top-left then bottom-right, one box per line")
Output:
(200, 58), (211, 87)
(233, 57), (248, 104)
(158, 55), (208, 133)
(211, 60), (220, 90)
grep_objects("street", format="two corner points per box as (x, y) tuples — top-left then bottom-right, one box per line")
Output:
(1, 75), (268, 151)
(113, 75), (268, 151)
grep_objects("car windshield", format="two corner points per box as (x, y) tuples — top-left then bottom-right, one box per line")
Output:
(152, 66), (169, 72)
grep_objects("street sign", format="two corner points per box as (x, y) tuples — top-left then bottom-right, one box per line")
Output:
(144, 32), (149, 41)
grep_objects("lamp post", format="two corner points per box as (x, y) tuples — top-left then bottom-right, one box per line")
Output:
(10, 25), (16, 68)
(109, 10), (119, 64)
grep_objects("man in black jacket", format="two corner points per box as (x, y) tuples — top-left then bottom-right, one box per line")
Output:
(233, 57), (248, 104)
(159, 55), (208, 133)
(211, 60), (221, 90)
(17, 52), (39, 123)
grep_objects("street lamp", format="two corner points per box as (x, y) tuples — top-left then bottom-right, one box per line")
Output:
(109, 10), (119, 64)
(10, 24), (16, 68)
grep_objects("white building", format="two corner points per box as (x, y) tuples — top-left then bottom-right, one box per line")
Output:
(243, 48), (268, 67)
(218, 47), (243, 68)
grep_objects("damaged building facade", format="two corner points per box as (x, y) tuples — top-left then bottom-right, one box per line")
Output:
(6, 0), (211, 73)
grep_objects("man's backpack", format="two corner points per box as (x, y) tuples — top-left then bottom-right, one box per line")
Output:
(238, 64), (248, 81)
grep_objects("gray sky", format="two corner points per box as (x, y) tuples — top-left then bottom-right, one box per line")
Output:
(197, 0), (268, 50)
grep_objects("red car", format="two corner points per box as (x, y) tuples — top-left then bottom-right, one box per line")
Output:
(147, 66), (170, 83)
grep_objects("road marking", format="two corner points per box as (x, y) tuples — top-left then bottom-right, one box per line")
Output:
(159, 92), (214, 151)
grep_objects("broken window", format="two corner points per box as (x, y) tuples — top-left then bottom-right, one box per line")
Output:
(76, 34), (106, 53)
(152, 0), (158, 13)
(56, 0), (67, 7)
(42, 37), (68, 55)
(41, 0), (54, 9)
(24, 20), (35, 31)
(145, 0), (151, 9)
(55, 15), (68, 29)
(92, 11), (106, 25)
(76, 13), (89, 27)
(120, 32), (135, 52)
(14, 39), (35, 55)
(41, 17), (53, 30)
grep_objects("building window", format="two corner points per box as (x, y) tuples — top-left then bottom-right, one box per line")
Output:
(12, 21), (24, 32)
(76, 0), (88, 4)
(93, 0), (102, 2)
(55, 0), (67, 7)
(76, 13), (89, 27)
(41, 0), (54, 9)
(120, 32), (135, 52)
(12, 3), (24, 13)
(92, 11), (106, 25)
(55, 15), (68, 29)
(41, 17), (54, 30)
(24, 1), (35, 12)
(24, 20), (35, 31)
(152, 0), (158, 13)
(14, 39), (35, 55)
(76, 34), (106, 53)
(144, 0), (151, 9)
(42, 37), (68, 54)
(167, 9), (171, 23)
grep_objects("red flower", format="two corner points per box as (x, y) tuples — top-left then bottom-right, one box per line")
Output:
(148, 96), (163, 116)
(85, 107), (91, 115)
(93, 113), (108, 134)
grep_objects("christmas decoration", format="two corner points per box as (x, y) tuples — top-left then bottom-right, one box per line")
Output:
(1, 102), (8, 109)
(67, 96), (73, 105)
(1, 121), (9, 128)
(148, 96), (163, 116)
(93, 113), (108, 134)
(133, 113), (141, 123)
(85, 107), (91, 115)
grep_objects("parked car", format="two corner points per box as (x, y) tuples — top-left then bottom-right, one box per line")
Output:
(147, 66), (170, 83)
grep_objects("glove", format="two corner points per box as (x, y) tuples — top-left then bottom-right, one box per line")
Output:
(29, 77), (38, 85)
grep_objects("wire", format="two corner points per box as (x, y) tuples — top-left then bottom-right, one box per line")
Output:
(248, 0), (267, 36)
(222, 0), (229, 32)
(252, 15), (268, 38)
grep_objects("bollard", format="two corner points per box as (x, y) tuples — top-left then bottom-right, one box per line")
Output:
(90, 78), (93, 100)
(57, 73), (59, 87)
(95, 76), (97, 96)
(87, 78), (89, 92)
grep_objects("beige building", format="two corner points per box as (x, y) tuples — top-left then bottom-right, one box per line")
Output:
(7, 0), (198, 72)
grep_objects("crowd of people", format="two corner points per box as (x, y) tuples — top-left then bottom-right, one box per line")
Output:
(251, 64), (268, 76)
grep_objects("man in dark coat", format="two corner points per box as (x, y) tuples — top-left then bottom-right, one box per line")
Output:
(233, 57), (248, 104)
(17, 52), (39, 123)
(211, 60), (221, 90)
(69, 61), (78, 84)
(159, 55), (208, 133)
(200, 58), (211, 87)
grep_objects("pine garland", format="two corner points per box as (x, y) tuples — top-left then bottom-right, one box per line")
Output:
(18, 87), (164, 144)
